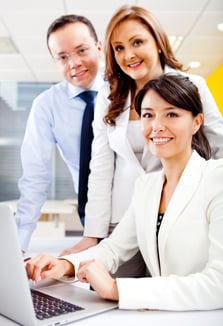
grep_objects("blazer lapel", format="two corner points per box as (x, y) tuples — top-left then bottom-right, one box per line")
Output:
(140, 172), (165, 276)
(158, 152), (206, 265)
(108, 93), (145, 170)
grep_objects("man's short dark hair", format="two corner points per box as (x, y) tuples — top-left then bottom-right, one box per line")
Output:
(46, 14), (98, 52)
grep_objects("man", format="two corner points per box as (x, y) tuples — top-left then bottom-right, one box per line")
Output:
(15, 14), (103, 253)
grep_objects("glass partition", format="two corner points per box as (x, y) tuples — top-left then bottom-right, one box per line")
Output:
(0, 81), (75, 201)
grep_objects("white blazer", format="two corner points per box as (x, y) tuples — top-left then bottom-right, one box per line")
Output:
(85, 82), (161, 237)
(66, 152), (223, 311)
(84, 66), (223, 238)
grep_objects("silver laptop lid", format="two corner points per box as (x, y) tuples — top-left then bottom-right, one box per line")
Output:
(0, 204), (38, 325)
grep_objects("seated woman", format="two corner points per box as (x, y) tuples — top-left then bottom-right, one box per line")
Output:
(26, 73), (223, 311)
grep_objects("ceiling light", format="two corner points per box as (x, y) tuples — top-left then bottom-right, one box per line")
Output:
(0, 37), (18, 54)
(168, 35), (183, 52)
(217, 22), (223, 32)
(188, 61), (201, 69)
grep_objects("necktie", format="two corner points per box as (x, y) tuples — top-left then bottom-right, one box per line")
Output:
(77, 90), (97, 225)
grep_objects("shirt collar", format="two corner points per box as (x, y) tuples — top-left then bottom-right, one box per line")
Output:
(67, 72), (104, 99)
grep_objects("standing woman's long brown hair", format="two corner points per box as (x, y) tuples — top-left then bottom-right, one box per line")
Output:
(103, 5), (185, 125)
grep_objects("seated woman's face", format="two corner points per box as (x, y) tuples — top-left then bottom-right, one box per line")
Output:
(140, 89), (202, 161)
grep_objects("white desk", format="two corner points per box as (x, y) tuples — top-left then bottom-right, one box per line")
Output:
(1, 199), (81, 236)
(1, 237), (223, 325)
(1, 199), (77, 218)
(1, 301), (223, 326)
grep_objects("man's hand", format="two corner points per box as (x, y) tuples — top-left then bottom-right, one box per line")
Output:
(59, 237), (99, 256)
(77, 259), (119, 302)
(26, 254), (74, 285)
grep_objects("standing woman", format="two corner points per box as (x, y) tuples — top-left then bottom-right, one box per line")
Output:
(61, 5), (223, 276)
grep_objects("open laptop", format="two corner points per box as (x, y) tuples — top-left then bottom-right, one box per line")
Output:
(0, 204), (117, 325)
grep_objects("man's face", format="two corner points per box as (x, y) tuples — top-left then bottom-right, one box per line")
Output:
(48, 22), (102, 89)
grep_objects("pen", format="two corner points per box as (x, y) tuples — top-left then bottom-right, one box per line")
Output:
(23, 257), (31, 263)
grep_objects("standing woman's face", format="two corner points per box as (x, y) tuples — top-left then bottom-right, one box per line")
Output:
(111, 19), (163, 90)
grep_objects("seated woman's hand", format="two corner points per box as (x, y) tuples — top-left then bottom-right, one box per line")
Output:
(77, 259), (119, 302)
(26, 254), (74, 285)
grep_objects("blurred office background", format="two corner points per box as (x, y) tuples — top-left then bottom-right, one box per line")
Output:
(0, 0), (223, 202)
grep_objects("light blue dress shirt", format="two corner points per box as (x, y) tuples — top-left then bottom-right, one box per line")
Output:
(15, 73), (104, 252)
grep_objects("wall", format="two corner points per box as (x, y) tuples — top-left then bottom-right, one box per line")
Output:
(206, 64), (223, 116)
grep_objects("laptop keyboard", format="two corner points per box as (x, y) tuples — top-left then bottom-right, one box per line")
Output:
(31, 288), (84, 320)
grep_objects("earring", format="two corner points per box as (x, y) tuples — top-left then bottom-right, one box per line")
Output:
(158, 49), (161, 54)
(193, 126), (200, 134)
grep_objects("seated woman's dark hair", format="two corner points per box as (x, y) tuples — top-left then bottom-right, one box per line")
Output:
(135, 73), (211, 160)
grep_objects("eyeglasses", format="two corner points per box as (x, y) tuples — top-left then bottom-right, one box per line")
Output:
(54, 44), (96, 65)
